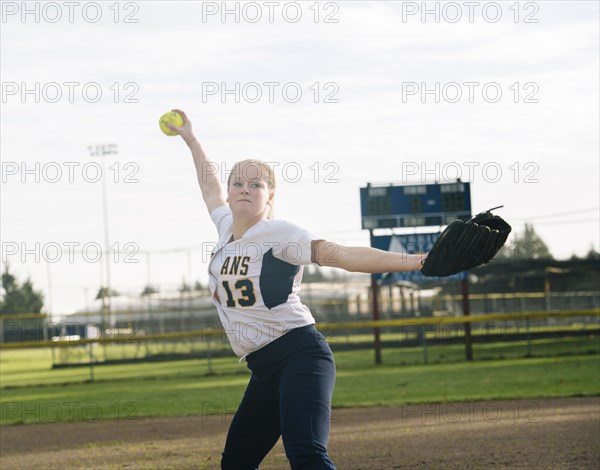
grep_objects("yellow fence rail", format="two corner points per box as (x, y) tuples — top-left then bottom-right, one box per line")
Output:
(1, 309), (598, 350)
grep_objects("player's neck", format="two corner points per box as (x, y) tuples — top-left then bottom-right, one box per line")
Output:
(231, 214), (266, 241)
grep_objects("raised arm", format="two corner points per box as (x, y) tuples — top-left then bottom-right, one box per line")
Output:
(167, 109), (226, 214)
(311, 240), (426, 273)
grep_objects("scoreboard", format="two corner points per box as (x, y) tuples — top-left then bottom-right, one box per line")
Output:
(371, 233), (467, 283)
(360, 181), (472, 230)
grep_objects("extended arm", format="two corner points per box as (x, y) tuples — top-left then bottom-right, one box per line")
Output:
(311, 240), (426, 273)
(168, 109), (226, 214)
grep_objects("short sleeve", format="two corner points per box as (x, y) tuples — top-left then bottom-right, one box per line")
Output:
(210, 204), (232, 238)
(269, 220), (316, 266)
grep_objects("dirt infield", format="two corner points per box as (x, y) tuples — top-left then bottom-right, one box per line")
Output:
(1, 397), (598, 469)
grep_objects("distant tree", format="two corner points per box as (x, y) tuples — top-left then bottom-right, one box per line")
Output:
(326, 269), (343, 281)
(179, 280), (192, 292)
(0, 264), (44, 315)
(507, 223), (553, 260)
(303, 265), (327, 283)
(94, 287), (120, 300)
(586, 246), (600, 261)
(303, 265), (344, 282)
(141, 285), (159, 296)
(193, 280), (205, 291)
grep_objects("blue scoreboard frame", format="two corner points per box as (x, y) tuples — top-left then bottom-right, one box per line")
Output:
(360, 182), (472, 230)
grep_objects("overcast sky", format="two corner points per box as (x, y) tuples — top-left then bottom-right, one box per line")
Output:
(1, 1), (599, 315)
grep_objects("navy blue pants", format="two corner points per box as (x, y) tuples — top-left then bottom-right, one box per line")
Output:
(221, 325), (336, 470)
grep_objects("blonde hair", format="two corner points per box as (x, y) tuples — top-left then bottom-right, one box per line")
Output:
(227, 159), (276, 218)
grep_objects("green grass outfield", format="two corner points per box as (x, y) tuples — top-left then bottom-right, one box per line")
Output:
(1, 337), (598, 425)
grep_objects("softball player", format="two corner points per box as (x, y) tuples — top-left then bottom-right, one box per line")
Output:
(168, 110), (425, 469)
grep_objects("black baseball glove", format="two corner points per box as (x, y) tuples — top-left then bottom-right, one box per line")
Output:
(421, 207), (512, 277)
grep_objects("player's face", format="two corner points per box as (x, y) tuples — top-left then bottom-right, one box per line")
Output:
(228, 162), (273, 219)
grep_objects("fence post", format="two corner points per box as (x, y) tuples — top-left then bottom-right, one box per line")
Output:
(369, 229), (382, 365)
(370, 274), (382, 365)
(462, 277), (473, 361)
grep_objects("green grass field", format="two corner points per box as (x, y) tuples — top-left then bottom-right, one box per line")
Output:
(1, 336), (598, 425)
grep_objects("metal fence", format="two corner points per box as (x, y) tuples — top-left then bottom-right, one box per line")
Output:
(1, 291), (599, 344)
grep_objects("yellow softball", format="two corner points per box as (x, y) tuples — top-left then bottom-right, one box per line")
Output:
(159, 111), (184, 136)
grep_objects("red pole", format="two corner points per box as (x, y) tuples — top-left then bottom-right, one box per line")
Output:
(461, 276), (473, 361)
(371, 274), (382, 365)
(369, 229), (382, 365)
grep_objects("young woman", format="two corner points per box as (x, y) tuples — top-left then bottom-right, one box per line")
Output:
(168, 110), (426, 469)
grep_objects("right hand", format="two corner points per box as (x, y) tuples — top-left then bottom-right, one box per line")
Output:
(167, 109), (196, 144)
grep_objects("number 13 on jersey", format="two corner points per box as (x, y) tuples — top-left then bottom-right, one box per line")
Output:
(222, 279), (256, 307)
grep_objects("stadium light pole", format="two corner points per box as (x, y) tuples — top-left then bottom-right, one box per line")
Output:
(88, 143), (118, 334)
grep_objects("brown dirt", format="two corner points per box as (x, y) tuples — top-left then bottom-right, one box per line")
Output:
(1, 397), (598, 469)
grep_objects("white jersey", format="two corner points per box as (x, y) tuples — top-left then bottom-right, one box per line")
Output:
(208, 204), (317, 359)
